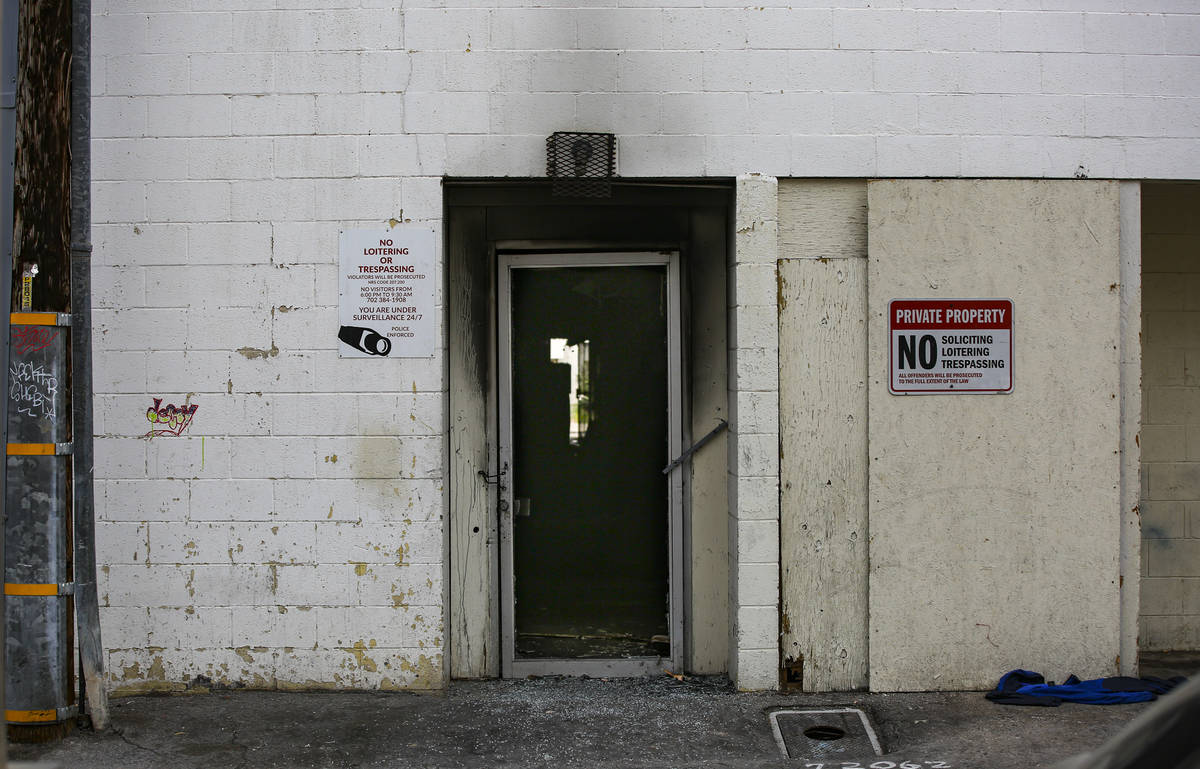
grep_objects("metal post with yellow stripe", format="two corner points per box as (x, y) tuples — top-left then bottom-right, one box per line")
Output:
(6, 312), (77, 733)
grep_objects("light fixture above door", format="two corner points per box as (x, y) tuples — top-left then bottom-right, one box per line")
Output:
(546, 132), (616, 198)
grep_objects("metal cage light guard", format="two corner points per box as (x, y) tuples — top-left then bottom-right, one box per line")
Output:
(546, 132), (615, 198)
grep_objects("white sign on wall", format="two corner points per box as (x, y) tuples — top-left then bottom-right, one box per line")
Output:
(338, 228), (435, 358)
(889, 298), (1013, 395)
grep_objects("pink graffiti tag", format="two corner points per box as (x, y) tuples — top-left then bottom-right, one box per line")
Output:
(144, 398), (199, 437)
(12, 326), (59, 356)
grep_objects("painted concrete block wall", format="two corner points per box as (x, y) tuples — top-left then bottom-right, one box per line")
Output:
(91, 3), (1200, 184)
(1140, 182), (1200, 651)
(87, 0), (1200, 693)
(729, 175), (780, 690)
(408, 2), (1200, 180)
(94, 304), (447, 691)
(90, 4), (447, 691)
(867, 180), (1122, 691)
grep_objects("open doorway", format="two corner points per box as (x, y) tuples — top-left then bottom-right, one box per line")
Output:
(445, 180), (732, 680)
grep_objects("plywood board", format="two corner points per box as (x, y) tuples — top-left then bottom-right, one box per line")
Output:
(867, 179), (1122, 691)
(779, 180), (867, 261)
(778, 257), (869, 692)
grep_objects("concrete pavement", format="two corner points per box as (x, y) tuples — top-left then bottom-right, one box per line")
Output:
(10, 673), (1171, 769)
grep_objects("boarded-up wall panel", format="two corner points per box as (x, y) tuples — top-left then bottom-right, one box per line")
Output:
(867, 179), (1122, 691)
(778, 179), (869, 692)
(779, 256), (869, 692)
(779, 180), (868, 261)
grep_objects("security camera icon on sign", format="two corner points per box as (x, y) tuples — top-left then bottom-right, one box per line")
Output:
(339, 325), (392, 356)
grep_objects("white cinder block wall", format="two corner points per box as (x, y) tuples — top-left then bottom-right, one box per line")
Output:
(90, 0), (1200, 692)
(1140, 183), (1200, 652)
(729, 175), (781, 691)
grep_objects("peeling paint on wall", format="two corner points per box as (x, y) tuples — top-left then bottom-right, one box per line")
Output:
(236, 344), (279, 359)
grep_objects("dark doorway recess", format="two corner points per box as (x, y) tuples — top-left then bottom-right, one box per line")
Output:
(509, 264), (670, 660)
(446, 179), (733, 680)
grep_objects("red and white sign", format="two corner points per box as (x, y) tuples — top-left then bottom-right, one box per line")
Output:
(889, 299), (1013, 395)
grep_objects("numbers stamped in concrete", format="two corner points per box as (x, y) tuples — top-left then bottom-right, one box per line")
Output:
(802, 761), (952, 769)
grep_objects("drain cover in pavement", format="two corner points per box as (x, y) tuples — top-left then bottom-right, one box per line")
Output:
(769, 708), (883, 760)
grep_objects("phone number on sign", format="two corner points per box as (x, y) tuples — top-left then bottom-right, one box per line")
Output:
(803, 762), (951, 769)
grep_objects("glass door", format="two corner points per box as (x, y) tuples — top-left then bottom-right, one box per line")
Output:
(498, 252), (682, 678)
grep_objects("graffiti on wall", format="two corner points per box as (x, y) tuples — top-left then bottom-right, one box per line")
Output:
(145, 398), (199, 437)
(12, 326), (59, 356)
(9, 361), (59, 423)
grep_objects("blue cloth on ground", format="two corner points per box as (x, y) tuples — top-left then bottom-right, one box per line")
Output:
(986, 669), (1187, 706)
(1014, 676), (1155, 705)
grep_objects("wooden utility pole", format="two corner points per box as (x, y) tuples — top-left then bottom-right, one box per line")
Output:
(12, 0), (71, 313)
(0, 0), (14, 758)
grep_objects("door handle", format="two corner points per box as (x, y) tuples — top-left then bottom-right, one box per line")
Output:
(479, 461), (508, 491)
